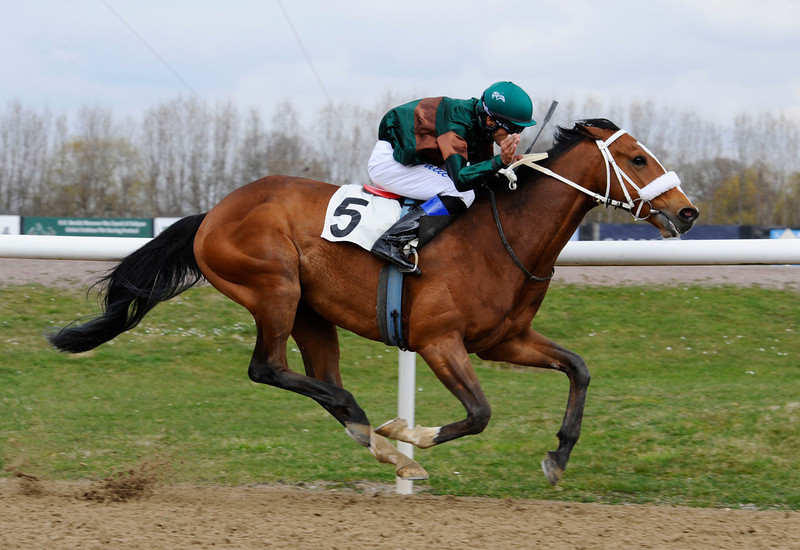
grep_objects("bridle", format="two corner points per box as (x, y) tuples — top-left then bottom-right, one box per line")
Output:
(488, 128), (683, 282)
(499, 129), (683, 220)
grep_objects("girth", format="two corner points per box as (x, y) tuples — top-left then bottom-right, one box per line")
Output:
(375, 198), (416, 350)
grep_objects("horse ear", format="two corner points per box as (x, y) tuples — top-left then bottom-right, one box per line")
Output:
(576, 124), (607, 140)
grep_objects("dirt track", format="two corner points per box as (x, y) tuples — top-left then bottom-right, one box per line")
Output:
(2, 259), (799, 549)
(2, 479), (799, 550)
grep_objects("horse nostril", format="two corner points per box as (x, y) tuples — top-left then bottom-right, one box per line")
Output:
(680, 207), (699, 223)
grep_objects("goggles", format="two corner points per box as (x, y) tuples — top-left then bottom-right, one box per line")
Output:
(482, 98), (525, 135)
(494, 118), (525, 135)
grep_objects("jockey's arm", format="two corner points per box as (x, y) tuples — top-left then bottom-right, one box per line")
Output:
(445, 154), (506, 192)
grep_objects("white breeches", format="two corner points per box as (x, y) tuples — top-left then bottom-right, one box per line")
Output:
(367, 140), (475, 207)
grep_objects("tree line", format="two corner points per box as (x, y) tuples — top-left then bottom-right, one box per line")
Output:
(1, 95), (798, 226)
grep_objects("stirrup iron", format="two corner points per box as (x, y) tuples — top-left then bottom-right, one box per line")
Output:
(399, 244), (419, 274)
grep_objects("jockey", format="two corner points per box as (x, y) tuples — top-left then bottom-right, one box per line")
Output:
(368, 81), (536, 275)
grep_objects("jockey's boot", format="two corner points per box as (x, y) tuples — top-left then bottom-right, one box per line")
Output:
(371, 195), (466, 276)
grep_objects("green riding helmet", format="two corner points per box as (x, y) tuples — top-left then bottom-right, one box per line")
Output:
(481, 81), (536, 128)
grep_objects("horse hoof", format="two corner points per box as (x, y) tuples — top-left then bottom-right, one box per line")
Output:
(375, 417), (406, 438)
(344, 423), (372, 447)
(397, 463), (428, 481)
(541, 454), (563, 486)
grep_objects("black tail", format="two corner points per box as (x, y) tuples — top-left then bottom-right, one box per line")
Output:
(49, 213), (208, 353)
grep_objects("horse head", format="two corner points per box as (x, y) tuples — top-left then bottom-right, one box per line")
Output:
(572, 121), (699, 238)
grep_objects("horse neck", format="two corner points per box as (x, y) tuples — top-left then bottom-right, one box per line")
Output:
(491, 142), (603, 268)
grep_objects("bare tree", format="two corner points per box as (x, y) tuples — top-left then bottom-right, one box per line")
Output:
(0, 102), (54, 215)
(236, 108), (269, 185)
(314, 101), (377, 186)
(263, 101), (326, 180)
(678, 157), (741, 223)
(140, 98), (228, 216)
(139, 101), (173, 216)
(44, 106), (141, 217)
(775, 172), (800, 226)
(202, 100), (239, 210)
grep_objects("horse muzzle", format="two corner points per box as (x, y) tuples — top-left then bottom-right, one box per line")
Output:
(651, 205), (699, 238)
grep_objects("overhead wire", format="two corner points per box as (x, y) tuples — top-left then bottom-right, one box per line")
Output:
(100, 0), (206, 106)
(275, 0), (333, 107)
(102, 0), (331, 110)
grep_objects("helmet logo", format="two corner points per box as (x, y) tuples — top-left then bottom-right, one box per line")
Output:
(491, 91), (506, 102)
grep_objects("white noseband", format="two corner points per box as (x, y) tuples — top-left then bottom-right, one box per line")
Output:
(638, 171), (681, 202)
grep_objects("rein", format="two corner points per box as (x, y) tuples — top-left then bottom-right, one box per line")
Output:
(485, 183), (555, 283)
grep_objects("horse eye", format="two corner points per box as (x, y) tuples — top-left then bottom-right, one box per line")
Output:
(632, 155), (647, 167)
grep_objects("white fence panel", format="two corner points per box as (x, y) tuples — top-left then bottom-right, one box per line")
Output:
(0, 235), (150, 260)
(556, 239), (800, 265)
(2, 235), (800, 264)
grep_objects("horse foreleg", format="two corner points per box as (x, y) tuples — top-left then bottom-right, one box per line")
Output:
(478, 327), (591, 486)
(374, 418), (441, 448)
(377, 337), (492, 448)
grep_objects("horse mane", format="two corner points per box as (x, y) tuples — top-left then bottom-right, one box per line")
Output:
(547, 118), (620, 158)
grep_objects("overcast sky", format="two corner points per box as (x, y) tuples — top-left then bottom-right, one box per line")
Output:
(2, 0), (799, 125)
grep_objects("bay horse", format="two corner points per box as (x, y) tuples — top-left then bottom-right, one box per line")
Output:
(49, 119), (699, 485)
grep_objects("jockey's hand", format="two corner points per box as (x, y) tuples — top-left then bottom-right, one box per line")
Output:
(500, 133), (522, 165)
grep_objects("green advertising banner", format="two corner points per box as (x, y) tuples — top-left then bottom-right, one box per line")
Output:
(23, 217), (153, 238)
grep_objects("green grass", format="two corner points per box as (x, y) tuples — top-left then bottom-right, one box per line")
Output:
(1, 281), (798, 509)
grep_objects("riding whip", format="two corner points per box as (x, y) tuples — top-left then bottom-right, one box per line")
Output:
(524, 100), (558, 154)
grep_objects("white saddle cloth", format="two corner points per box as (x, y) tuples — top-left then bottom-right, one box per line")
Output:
(321, 184), (403, 251)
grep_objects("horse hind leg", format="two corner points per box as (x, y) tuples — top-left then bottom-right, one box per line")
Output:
(293, 301), (344, 387)
(365, 429), (428, 480)
(290, 304), (428, 480)
(248, 328), (371, 436)
(195, 227), (424, 477)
